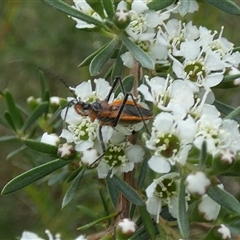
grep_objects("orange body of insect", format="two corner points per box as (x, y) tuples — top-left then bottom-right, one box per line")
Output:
(74, 98), (153, 127)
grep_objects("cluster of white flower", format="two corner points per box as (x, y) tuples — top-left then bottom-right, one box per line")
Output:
(56, 78), (145, 178)
(39, 0), (240, 228)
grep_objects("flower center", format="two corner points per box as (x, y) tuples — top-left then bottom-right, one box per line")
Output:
(104, 144), (127, 167)
(184, 61), (206, 82)
(69, 118), (97, 142)
(155, 133), (180, 158)
(155, 178), (177, 199)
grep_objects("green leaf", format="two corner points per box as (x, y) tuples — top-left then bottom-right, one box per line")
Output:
(111, 44), (126, 80)
(86, 0), (105, 18)
(139, 206), (156, 239)
(4, 111), (16, 132)
(1, 159), (71, 194)
(77, 212), (119, 231)
(41, 0), (105, 27)
(207, 185), (240, 214)
(0, 117), (9, 128)
(65, 167), (82, 183)
(90, 37), (119, 76)
(178, 0), (190, 16)
(224, 105), (240, 121)
(216, 74), (240, 88)
(78, 43), (108, 67)
(4, 89), (23, 130)
(147, 0), (175, 11)
(0, 135), (17, 142)
(115, 75), (134, 96)
(99, 188), (111, 224)
(110, 175), (145, 206)
(120, 34), (155, 70)
(106, 175), (119, 208)
(101, 0), (114, 19)
(204, 0), (240, 15)
(177, 177), (190, 238)
(6, 145), (27, 160)
(21, 102), (49, 132)
(214, 100), (240, 123)
(62, 168), (85, 208)
(199, 141), (207, 171)
(23, 139), (58, 155)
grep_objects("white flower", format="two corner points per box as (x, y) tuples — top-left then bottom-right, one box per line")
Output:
(138, 76), (194, 118)
(117, 218), (136, 235)
(41, 133), (59, 146)
(50, 96), (60, 105)
(72, 0), (103, 29)
(185, 172), (211, 195)
(146, 173), (180, 223)
(198, 184), (223, 221)
(58, 143), (74, 158)
(147, 112), (195, 173)
(97, 143), (144, 178)
(194, 105), (240, 157)
(21, 231), (44, 240)
(217, 224), (231, 239)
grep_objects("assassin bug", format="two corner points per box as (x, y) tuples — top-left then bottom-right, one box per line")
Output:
(65, 76), (153, 164)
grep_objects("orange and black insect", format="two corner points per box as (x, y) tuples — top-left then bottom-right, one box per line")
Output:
(70, 76), (153, 162)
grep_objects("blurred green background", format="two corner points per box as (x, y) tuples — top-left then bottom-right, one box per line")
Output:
(1, 1), (240, 239)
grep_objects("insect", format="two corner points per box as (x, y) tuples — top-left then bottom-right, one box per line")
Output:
(70, 76), (153, 164)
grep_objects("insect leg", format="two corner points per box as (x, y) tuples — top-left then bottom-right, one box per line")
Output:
(112, 92), (151, 134)
(89, 125), (106, 167)
(105, 76), (122, 102)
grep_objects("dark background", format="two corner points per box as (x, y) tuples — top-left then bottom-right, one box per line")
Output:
(1, 1), (240, 239)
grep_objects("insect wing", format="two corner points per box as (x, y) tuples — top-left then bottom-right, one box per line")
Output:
(111, 100), (152, 124)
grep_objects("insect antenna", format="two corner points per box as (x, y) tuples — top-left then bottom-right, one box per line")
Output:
(9, 59), (78, 99)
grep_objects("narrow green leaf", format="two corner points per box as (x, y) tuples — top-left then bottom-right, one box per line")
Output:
(214, 100), (240, 123)
(111, 44), (126, 80)
(65, 167), (82, 183)
(4, 90), (23, 130)
(38, 70), (49, 102)
(139, 206), (156, 239)
(86, 0), (105, 18)
(115, 75), (134, 96)
(225, 105), (240, 120)
(90, 37), (119, 76)
(0, 117), (9, 128)
(6, 145), (27, 160)
(110, 175), (145, 206)
(77, 212), (119, 231)
(4, 111), (16, 132)
(177, 177), (190, 238)
(99, 188), (111, 224)
(120, 34), (154, 70)
(178, 0), (190, 16)
(23, 139), (58, 155)
(21, 102), (49, 132)
(41, 0), (105, 27)
(106, 175), (119, 208)
(137, 159), (148, 188)
(207, 185), (240, 214)
(0, 135), (17, 142)
(1, 159), (71, 195)
(62, 168), (85, 208)
(215, 74), (240, 88)
(147, 0), (175, 11)
(199, 141), (207, 171)
(78, 43), (108, 67)
(101, 0), (114, 19)
(204, 0), (240, 15)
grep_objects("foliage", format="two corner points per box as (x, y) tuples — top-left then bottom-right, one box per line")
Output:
(1, 0), (240, 239)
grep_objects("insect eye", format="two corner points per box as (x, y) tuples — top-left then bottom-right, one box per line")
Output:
(82, 102), (91, 110)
